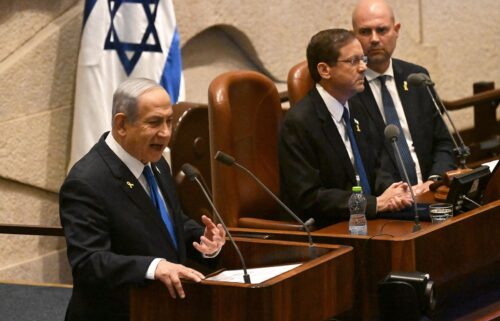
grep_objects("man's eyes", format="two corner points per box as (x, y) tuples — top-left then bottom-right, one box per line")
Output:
(146, 118), (173, 126)
(358, 27), (389, 35)
(376, 27), (389, 34)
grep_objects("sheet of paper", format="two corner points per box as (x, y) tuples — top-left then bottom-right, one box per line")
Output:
(482, 159), (498, 173)
(205, 263), (302, 284)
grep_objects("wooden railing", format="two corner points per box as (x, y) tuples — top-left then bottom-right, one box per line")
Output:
(442, 82), (500, 163)
(0, 224), (63, 236)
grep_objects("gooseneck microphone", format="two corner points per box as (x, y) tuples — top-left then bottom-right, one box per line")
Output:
(181, 163), (251, 284)
(407, 73), (470, 168)
(214, 151), (317, 258)
(384, 125), (421, 232)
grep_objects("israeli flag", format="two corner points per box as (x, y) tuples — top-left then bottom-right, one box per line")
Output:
(69, 0), (184, 168)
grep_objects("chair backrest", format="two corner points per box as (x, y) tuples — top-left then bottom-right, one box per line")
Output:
(287, 60), (314, 107)
(169, 102), (211, 223)
(208, 70), (283, 227)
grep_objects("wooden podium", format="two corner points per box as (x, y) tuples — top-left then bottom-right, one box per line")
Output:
(130, 238), (354, 321)
(229, 200), (500, 320)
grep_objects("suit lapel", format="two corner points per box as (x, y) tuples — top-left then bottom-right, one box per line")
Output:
(358, 78), (386, 133)
(393, 61), (427, 166)
(393, 60), (418, 143)
(96, 137), (178, 253)
(310, 89), (357, 183)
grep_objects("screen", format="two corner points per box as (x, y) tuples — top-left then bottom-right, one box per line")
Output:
(446, 165), (492, 213)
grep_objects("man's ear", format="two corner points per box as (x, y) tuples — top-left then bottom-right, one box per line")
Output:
(394, 22), (401, 37)
(317, 62), (332, 80)
(113, 113), (128, 137)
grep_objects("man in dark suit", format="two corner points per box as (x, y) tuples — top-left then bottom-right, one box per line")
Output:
(351, 0), (455, 195)
(59, 78), (226, 321)
(279, 29), (412, 228)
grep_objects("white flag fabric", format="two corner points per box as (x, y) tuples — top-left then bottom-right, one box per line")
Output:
(69, 0), (184, 168)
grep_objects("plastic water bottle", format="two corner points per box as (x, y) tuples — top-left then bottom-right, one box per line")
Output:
(348, 186), (367, 235)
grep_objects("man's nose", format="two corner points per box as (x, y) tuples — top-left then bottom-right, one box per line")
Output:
(370, 30), (380, 43)
(158, 122), (171, 138)
(359, 61), (368, 72)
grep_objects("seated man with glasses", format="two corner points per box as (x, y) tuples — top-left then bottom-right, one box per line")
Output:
(279, 28), (412, 228)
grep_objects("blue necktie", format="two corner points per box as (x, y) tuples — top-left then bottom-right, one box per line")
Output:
(378, 76), (418, 185)
(342, 106), (371, 195)
(143, 165), (178, 249)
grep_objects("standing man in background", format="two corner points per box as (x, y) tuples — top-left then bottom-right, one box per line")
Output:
(351, 0), (455, 194)
(60, 78), (225, 321)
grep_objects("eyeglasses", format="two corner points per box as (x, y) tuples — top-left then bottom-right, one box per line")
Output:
(337, 55), (368, 66)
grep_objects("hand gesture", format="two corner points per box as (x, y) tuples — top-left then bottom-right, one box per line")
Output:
(193, 215), (226, 256)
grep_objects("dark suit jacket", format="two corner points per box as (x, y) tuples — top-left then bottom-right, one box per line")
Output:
(350, 59), (455, 181)
(59, 133), (205, 321)
(279, 87), (395, 228)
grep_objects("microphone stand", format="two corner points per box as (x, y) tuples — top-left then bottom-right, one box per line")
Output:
(215, 151), (317, 258)
(425, 86), (470, 169)
(388, 134), (421, 232)
(192, 175), (251, 284)
(182, 163), (251, 284)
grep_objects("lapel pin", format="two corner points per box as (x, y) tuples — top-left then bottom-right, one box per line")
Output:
(354, 118), (361, 132)
(403, 81), (408, 91)
(126, 181), (134, 189)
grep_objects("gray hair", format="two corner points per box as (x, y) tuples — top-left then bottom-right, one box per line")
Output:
(111, 78), (163, 124)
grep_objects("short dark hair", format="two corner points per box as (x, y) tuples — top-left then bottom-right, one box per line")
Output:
(306, 29), (356, 82)
(112, 78), (163, 125)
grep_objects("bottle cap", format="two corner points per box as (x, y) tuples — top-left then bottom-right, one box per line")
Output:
(352, 186), (362, 193)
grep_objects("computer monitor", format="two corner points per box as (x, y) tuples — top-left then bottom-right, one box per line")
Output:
(446, 165), (492, 213)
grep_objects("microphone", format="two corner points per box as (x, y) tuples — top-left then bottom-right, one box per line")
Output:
(407, 73), (435, 87)
(214, 151), (317, 258)
(407, 73), (470, 168)
(181, 163), (251, 284)
(384, 125), (421, 232)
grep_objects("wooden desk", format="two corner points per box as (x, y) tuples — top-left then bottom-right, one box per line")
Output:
(130, 238), (354, 321)
(231, 200), (500, 320)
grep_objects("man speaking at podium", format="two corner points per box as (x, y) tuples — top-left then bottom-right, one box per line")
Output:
(60, 78), (225, 321)
(350, 0), (455, 194)
(279, 29), (412, 228)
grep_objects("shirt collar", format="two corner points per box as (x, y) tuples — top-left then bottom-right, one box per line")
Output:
(105, 133), (149, 179)
(316, 83), (347, 122)
(365, 58), (394, 83)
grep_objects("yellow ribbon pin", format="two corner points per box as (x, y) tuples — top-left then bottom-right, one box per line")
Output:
(126, 181), (134, 189)
(354, 119), (361, 132)
(404, 81), (408, 91)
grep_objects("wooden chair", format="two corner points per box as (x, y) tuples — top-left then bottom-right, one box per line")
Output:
(169, 102), (211, 222)
(287, 60), (314, 107)
(208, 70), (304, 230)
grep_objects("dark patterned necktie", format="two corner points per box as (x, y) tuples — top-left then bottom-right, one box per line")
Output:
(378, 75), (418, 185)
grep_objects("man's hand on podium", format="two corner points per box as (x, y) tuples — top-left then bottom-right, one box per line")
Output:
(154, 260), (205, 299)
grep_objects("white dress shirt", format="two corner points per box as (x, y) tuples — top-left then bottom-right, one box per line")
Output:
(316, 84), (355, 168)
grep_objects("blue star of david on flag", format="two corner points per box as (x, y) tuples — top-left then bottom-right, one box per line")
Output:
(70, 0), (184, 167)
(104, 0), (163, 75)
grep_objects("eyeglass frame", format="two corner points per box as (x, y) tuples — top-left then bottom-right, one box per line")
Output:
(336, 55), (368, 66)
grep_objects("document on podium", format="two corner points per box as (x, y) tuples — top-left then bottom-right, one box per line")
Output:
(205, 263), (302, 284)
(482, 159), (498, 173)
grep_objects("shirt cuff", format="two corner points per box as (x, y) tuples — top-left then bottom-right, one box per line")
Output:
(202, 247), (221, 258)
(146, 258), (163, 280)
(427, 175), (442, 182)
